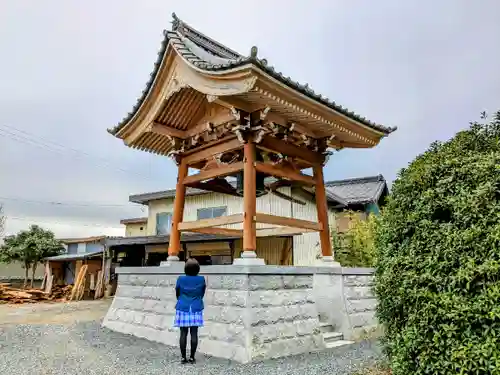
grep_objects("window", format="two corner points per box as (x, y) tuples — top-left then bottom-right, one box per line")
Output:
(156, 212), (172, 235)
(77, 243), (86, 254)
(197, 206), (227, 220)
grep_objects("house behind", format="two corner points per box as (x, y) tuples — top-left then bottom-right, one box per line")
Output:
(117, 174), (388, 267)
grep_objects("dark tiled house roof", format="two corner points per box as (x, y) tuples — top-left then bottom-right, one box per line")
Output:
(119, 217), (148, 225)
(129, 175), (388, 207)
(324, 175), (388, 205)
(108, 13), (396, 136)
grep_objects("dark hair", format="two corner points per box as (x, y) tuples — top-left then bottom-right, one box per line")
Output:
(184, 258), (200, 276)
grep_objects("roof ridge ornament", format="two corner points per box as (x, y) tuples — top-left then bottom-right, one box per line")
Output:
(250, 46), (258, 59)
(171, 12), (181, 30)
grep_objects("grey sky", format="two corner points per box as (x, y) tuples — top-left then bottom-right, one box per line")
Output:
(1, 0), (499, 238)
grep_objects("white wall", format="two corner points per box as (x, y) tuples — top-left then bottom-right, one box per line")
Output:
(0, 262), (45, 280)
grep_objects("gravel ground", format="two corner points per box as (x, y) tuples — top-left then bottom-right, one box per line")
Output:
(0, 302), (382, 375)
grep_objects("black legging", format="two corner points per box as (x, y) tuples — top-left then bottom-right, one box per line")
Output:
(179, 327), (198, 359)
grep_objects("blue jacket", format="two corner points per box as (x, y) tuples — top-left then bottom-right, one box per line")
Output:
(175, 275), (206, 312)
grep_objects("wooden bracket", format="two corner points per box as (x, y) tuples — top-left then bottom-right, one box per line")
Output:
(255, 162), (315, 186)
(254, 213), (322, 231)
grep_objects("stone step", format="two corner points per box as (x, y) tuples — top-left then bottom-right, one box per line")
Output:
(318, 323), (336, 333)
(323, 331), (343, 343)
(325, 339), (355, 350)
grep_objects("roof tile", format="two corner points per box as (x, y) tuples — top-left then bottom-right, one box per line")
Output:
(108, 13), (396, 137)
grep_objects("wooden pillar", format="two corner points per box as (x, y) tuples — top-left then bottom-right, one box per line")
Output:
(233, 139), (264, 265)
(243, 142), (257, 252)
(167, 159), (188, 260)
(313, 164), (333, 257)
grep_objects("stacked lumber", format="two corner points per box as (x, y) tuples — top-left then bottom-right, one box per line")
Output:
(94, 270), (104, 299)
(51, 285), (73, 300)
(0, 282), (73, 304)
(69, 265), (88, 301)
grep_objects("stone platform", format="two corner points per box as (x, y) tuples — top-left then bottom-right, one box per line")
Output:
(314, 267), (377, 341)
(102, 265), (326, 363)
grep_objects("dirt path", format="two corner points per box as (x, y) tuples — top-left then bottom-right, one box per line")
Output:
(0, 299), (111, 325)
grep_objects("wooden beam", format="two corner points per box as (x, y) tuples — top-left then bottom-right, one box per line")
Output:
(183, 137), (242, 165)
(185, 225), (312, 238)
(213, 96), (261, 113)
(214, 97), (318, 138)
(184, 122), (212, 138)
(328, 138), (371, 149)
(149, 122), (186, 139)
(257, 136), (324, 165)
(255, 162), (315, 186)
(256, 226), (310, 237)
(150, 117), (232, 140)
(167, 158), (188, 258)
(243, 142), (257, 251)
(178, 214), (244, 231)
(313, 164), (333, 257)
(185, 227), (243, 236)
(183, 162), (244, 185)
(255, 213), (322, 231)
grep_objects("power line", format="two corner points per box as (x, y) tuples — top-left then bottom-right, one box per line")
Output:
(0, 196), (141, 209)
(0, 123), (156, 180)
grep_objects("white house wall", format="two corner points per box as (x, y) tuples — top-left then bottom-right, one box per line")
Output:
(147, 187), (293, 235)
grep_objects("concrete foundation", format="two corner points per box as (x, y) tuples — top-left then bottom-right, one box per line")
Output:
(102, 266), (325, 363)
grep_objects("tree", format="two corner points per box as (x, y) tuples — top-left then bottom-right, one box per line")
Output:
(374, 111), (500, 374)
(332, 211), (378, 267)
(0, 204), (4, 238)
(0, 225), (64, 287)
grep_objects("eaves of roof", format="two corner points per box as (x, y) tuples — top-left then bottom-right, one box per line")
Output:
(108, 13), (396, 137)
(44, 250), (103, 262)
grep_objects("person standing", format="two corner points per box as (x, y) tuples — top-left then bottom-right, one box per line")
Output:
(174, 258), (206, 364)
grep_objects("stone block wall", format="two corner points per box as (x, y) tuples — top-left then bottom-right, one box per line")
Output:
(342, 271), (377, 339)
(313, 267), (377, 341)
(102, 266), (324, 363)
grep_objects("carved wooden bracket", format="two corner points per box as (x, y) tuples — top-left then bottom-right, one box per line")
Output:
(260, 106), (271, 120)
(322, 150), (334, 166)
(230, 107), (240, 121)
(206, 94), (218, 103)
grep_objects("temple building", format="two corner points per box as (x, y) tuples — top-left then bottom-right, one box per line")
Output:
(108, 13), (395, 266)
(103, 13), (395, 363)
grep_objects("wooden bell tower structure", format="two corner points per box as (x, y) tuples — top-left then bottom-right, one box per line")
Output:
(108, 13), (396, 264)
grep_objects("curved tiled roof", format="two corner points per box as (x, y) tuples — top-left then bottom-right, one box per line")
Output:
(108, 13), (396, 137)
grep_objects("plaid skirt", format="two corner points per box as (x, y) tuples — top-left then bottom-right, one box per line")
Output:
(173, 309), (204, 327)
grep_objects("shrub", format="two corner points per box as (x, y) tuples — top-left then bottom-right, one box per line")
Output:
(334, 211), (378, 267)
(374, 112), (500, 374)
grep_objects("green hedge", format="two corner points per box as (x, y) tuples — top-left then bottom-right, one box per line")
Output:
(374, 112), (500, 374)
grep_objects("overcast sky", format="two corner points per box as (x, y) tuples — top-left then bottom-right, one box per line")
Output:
(1, 0), (499, 238)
